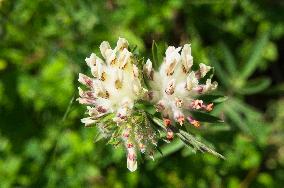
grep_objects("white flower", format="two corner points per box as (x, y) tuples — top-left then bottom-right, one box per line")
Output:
(78, 38), (159, 172)
(78, 38), (143, 126)
(78, 39), (220, 172)
(145, 44), (218, 126)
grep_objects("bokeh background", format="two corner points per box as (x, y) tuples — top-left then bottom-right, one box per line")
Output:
(1, 0), (284, 187)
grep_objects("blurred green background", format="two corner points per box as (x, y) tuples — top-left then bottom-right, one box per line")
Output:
(1, 0), (284, 187)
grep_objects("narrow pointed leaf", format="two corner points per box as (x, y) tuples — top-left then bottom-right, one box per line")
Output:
(151, 40), (160, 71)
(239, 77), (271, 95)
(190, 111), (224, 123)
(134, 101), (157, 115)
(219, 42), (237, 76)
(209, 51), (231, 87)
(178, 130), (225, 159)
(197, 94), (228, 103)
(240, 31), (270, 80)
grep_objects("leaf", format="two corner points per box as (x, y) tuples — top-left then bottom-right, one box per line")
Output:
(134, 101), (156, 115)
(62, 95), (75, 122)
(154, 139), (184, 159)
(151, 40), (160, 71)
(156, 145), (163, 156)
(177, 130), (225, 159)
(229, 98), (262, 119)
(98, 113), (115, 123)
(208, 50), (231, 87)
(93, 132), (104, 143)
(263, 83), (284, 95)
(130, 45), (138, 53)
(152, 117), (166, 130)
(224, 104), (252, 134)
(240, 31), (270, 80)
(197, 94), (228, 104)
(150, 118), (225, 159)
(238, 77), (271, 95)
(107, 129), (121, 145)
(219, 42), (237, 76)
(189, 111), (224, 123)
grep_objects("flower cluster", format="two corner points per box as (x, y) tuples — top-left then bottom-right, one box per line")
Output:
(78, 38), (143, 125)
(144, 44), (217, 135)
(78, 38), (223, 172)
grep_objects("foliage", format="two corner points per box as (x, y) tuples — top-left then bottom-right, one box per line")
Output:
(0, 0), (284, 187)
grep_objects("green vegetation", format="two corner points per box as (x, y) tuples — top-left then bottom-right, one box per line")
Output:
(0, 0), (284, 187)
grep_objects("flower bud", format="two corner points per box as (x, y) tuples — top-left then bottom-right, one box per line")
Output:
(144, 59), (153, 80)
(163, 118), (171, 127)
(205, 103), (214, 112)
(191, 100), (204, 110)
(187, 116), (200, 127)
(166, 129), (174, 140)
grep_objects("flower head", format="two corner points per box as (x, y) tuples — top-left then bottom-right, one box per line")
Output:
(78, 38), (158, 172)
(78, 38), (143, 125)
(144, 44), (218, 127)
(78, 39), (224, 172)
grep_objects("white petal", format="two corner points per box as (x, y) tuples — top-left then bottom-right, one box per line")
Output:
(93, 80), (107, 97)
(181, 44), (193, 72)
(132, 79), (141, 95)
(85, 53), (97, 67)
(114, 69), (124, 89)
(132, 64), (139, 78)
(118, 48), (131, 69)
(77, 97), (96, 105)
(127, 148), (137, 172)
(165, 79), (176, 95)
(165, 46), (176, 56)
(203, 79), (218, 92)
(100, 41), (111, 58)
(199, 63), (211, 77)
(81, 117), (96, 126)
(116, 37), (129, 51)
(164, 47), (181, 75)
(87, 106), (99, 117)
(78, 73), (93, 88)
(78, 87), (84, 97)
(186, 71), (198, 91)
(91, 59), (104, 79)
(105, 49), (116, 65)
(143, 59), (153, 79)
